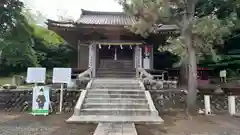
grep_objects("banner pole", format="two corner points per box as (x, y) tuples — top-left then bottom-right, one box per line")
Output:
(59, 83), (64, 113)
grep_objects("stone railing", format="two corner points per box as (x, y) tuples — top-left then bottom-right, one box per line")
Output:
(137, 68), (178, 89)
(136, 68), (153, 80)
(78, 68), (92, 80)
(75, 68), (92, 89)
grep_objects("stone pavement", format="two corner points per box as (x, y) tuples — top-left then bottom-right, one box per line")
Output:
(1, 112), (240, 135)
(93, 123), (137, 135)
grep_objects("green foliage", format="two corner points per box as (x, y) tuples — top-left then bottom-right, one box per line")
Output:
(31, 24), (64, 45)
(0, 0), (38, 70)
(161, 14), (234, 66)
(119, 0), (238, 72)
(0, 0), (75, 75)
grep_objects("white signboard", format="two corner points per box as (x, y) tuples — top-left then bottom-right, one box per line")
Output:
(26, 67), (46, 83)
(52, 68), (72, 83)
(220, 70), (226, 77)
(32, 86), (50, 115)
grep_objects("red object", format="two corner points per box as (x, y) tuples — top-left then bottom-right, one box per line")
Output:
(144, 45), (151, 53)
(197, 67), (210, 84)
(197, 67), (208, 70)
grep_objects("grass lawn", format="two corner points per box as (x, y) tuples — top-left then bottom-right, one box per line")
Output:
(0, 77), (12, 85)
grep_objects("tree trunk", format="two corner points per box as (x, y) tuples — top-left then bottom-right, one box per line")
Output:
(180, 59), (188, 87)
(185, 32), (198, 115)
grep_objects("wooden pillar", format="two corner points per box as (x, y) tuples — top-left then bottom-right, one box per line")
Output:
(135, 46), (141, 68)
(92, 44), (96, 77)
(139, 47), (142, 68)
(88, 44), (93, 68)
(77, 40), (80, 68)
(88, 44), (96, 77)
(150, 46), (154, 69)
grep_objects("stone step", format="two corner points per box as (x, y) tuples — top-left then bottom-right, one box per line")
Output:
(99, 67), (134, 70)
(66, 115), (164, 124)
(100, 62), (133, 65)
(93, 78), (139, 82)
(88, 89), (144, 91)
(99, 67), (133, 69)
(97, 68), (135, 71)
(85, 98), (148, 104)
(96, 71), (136, 75)
(96, 75), (136, 78)
(82, 103), (149, 109)
(91, 84), (140, 87)
(86, 93), (145, 98)
(91, 83), (140, 87)
(100, 60), (133, 63)
(100, 63), (133, 66)
(80, 108), (152, 116)
(92, 81), (139, 84)
(99, 66), (133, 69)
(87, 90), (145, 94)
(96, 73), (135, 76)
(90, 86), (141, 89)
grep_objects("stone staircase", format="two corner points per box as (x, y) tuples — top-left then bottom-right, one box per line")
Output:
(67, 78), (163, 124)
(96, 59), (136, 78)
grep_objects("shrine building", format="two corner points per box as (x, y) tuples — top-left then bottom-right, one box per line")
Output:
(47, 9), (178, 78)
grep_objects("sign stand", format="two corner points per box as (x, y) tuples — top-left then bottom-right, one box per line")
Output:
(26, 67), (49, 116)
(52, 68), (72, 114)
(220, 70), (226, 83)
(59, 84), (64, 113)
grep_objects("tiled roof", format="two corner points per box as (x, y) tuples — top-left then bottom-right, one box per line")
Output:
(47, 9), (178, 31)
(76, 9), (136, 25)
(46, 19), (75, 27)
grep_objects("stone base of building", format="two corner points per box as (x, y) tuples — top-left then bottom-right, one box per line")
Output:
(1, 89), (240, 114)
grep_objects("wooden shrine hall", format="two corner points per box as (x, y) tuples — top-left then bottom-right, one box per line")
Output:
(47, 9), (178, 78)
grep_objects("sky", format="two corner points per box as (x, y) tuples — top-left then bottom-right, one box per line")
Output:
(22, 0), (123, 20)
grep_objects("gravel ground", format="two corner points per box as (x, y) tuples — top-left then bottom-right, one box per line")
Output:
(0, 112), (96, 135)
(1, 112), (240, 135)
(137, 113), (240, 135)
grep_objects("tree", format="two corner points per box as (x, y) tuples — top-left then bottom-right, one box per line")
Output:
(118, 0), (236, 115)
(0, 0), (38, 70)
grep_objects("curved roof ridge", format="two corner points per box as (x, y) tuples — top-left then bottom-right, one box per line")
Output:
(81, 9), (126, 16)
